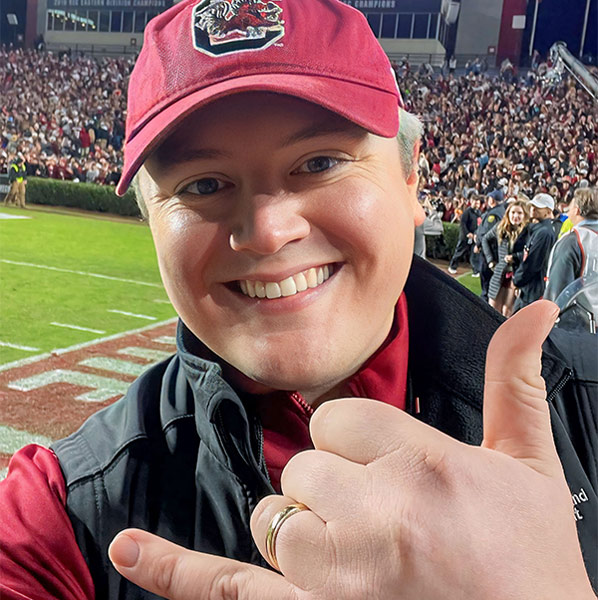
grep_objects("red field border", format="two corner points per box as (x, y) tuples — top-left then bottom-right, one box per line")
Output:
(0, 319), (177, 477)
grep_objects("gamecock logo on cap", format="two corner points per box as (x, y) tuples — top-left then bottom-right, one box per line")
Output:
(192, 0), (284, 56)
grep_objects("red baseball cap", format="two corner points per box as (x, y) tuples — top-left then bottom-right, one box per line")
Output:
(116, 0), (403, 195)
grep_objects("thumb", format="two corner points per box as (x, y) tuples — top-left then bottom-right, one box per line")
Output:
(109, 529), (297, 600)
(482, 300), (562, 476)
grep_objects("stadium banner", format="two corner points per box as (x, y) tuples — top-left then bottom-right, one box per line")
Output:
(47, 0), (172, 8)
(340, 0), (441, 13)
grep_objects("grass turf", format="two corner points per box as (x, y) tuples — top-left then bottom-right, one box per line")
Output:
(0, 207), (175, 364)
(457, 272), (482, 297)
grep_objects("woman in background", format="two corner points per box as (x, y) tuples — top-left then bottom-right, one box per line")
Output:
(482, 199), (530, 317)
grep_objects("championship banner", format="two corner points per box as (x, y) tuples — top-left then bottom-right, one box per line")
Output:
(340, 0), (441, 13)
(47, 0), (172, 8)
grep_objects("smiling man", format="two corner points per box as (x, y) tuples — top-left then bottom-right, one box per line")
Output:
(1, 1), (596, 599)
(137, 93), (421, 404)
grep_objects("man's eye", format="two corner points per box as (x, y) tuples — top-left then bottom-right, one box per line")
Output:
(183, 178), (225, 195)
(296, 156), (341, 174)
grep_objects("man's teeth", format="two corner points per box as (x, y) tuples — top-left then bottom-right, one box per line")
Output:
(239, 265), (333, 299)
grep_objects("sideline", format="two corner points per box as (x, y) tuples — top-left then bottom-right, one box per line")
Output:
(0, 204), (145, 225)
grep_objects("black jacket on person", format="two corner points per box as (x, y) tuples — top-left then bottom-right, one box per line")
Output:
(51, 258), (597, 598)
(475, 203), (506, 251)
(481, 224), (515, 300)
(513, 219), (556, 310)
(458, 206), (480, 240)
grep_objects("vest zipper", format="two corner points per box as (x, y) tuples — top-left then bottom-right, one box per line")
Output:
(215, 406), (272, 488)
(254, 417), (272, 486)
(546, 367), (573, 403)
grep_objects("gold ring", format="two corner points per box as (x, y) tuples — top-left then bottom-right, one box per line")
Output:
(265, 502), (309, 571)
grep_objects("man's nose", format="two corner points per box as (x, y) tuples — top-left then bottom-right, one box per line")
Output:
(228, 193), (310, 255)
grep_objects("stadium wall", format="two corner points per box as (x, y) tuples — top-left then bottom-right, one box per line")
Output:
(454, 0), (503, 57)
(44, 30), (144, 49)
(379, 38), (445, 55)
(496, 0), (527, 63)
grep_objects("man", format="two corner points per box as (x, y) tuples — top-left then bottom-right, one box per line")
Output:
(1, 2), (596, 599)
(512, 193), (557, 313)
(545, 187), (598, 302)
(474, 195), (506, 300)
(3, 153), (27, 208)
(447, 195), (481, 274)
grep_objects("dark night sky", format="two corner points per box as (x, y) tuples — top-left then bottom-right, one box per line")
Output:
(522, 0), (597, 60)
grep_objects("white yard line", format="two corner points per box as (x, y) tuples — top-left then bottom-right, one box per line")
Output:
(0, 340), (40, 352)
(0, 213), (31, 220)
(0, 259), (162, 288)
(153, 299), (172, 304)
(456, 269), (474, 281)
(0, 317), (178, 373)
(51, 322), (106, 334)
(154, 336), (177, 345)
(108, 309), (157, 321)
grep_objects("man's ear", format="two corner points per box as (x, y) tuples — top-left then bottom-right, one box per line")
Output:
(406, 140), (420, 188)
(408, 141), (425, 227)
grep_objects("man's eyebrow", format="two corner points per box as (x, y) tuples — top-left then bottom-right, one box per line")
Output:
(154, 121), (364, 168)
(280, 121), (366, 147)
(154, 147), (231, 169)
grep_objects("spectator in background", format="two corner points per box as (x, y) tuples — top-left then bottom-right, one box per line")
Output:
(79, 124), (91, 157)
(475, 195), (506, 301)
(4, 152), (27, 208)
(545, 187), (598, 302)
(482, 199), (530, 317)
(448, 195), (481, 274)
(512, 193), (557, 312)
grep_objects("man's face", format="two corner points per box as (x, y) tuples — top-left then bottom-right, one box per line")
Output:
(139, 93), (423, 401)
(529, 205), (552, 221)
(568, 199), (583, 225)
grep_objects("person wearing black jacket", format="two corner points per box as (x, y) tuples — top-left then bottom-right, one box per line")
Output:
(513, 193), (557, 312)
(447, 195), (481, 274)
(475, 195), (506, 301)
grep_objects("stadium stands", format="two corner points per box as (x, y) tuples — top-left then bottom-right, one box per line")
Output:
(1, 47), (595, 204)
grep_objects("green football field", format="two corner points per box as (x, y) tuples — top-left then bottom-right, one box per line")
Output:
(0, 207), (176, 365)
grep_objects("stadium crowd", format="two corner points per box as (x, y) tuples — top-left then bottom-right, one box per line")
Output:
(1, 47), (132, 186)
(397, 57), (596, 214)
(1, 47), (595, 196)
(1, 46), (596, 319)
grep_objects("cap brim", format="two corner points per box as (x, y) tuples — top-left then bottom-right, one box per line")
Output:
(116, 73), (399, 195)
